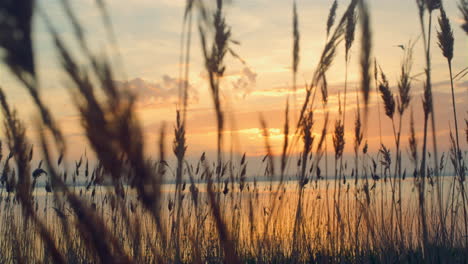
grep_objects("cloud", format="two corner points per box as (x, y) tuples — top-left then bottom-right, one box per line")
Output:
(231, 67), (257, 98)
(198, 66), (258, 99)
(232, 67), (257, 98)
(251, 86), (304, 97)
(431, 79), (468, 92)
(115, 76), (199, 108)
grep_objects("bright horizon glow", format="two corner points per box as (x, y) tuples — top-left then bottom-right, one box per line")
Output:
(0, 0), (466, 171)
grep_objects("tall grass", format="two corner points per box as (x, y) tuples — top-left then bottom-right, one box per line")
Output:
(0, 0), (466, 263)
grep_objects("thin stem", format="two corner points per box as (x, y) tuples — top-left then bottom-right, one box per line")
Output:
(420, 113), (430, 257)
(448, 60), (467, 246)
(448, 61), (461, 167)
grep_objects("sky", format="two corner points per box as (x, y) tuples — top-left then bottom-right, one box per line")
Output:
(0, 0), (466, 175)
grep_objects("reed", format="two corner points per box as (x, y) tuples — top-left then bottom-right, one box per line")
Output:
(437, 4), (465, 247)
(460, 0), (468, 33)
(0, 0), (465, 263)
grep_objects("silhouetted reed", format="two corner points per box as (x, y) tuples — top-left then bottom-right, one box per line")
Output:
(460, 0), (468, 33)
(0, 0), (465, 263)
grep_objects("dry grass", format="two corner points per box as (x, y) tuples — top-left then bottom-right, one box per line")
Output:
(0, 0), (466, 263)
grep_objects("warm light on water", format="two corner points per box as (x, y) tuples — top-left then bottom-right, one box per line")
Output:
(1, 175), (465, 261)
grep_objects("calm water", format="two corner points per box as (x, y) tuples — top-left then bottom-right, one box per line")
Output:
(0, 175), (465, 258)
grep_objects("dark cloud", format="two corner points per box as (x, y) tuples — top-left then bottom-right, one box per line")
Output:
(115, 76), (199, 108)
(231, 67), (257, 98)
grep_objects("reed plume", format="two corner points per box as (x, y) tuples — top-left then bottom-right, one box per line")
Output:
(199, 0), (233, 169)
(292, 109), (314, 260)
(341, 2), (357, 185)
(345, 4), (357, 61)
(326, 0), (338, 38)
(437, 6), (454, 62)
(423, 0), (442, 219)
(0, 87), (66, 264)
(333, 119), (345, 162)
(397, 43), (414, 115)
(436, 4), (460, 246)
(0, 0), (65, 153)
(378, 70), (395, 119)
(293, 0), (300, 90)
(292, 0), (300, 122)
(437, 4), (459, 162)
(297, 0), (358, 128)
(358, 0), (372, 110)
(460, 0), (468, 33)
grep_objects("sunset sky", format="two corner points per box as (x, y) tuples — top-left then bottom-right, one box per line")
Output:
(0, 0), (466, 172)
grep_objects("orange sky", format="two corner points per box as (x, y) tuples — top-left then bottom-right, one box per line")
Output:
(0, 0), (466, 173)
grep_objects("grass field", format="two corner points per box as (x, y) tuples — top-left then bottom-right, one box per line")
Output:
(0, 0), (467, 263)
